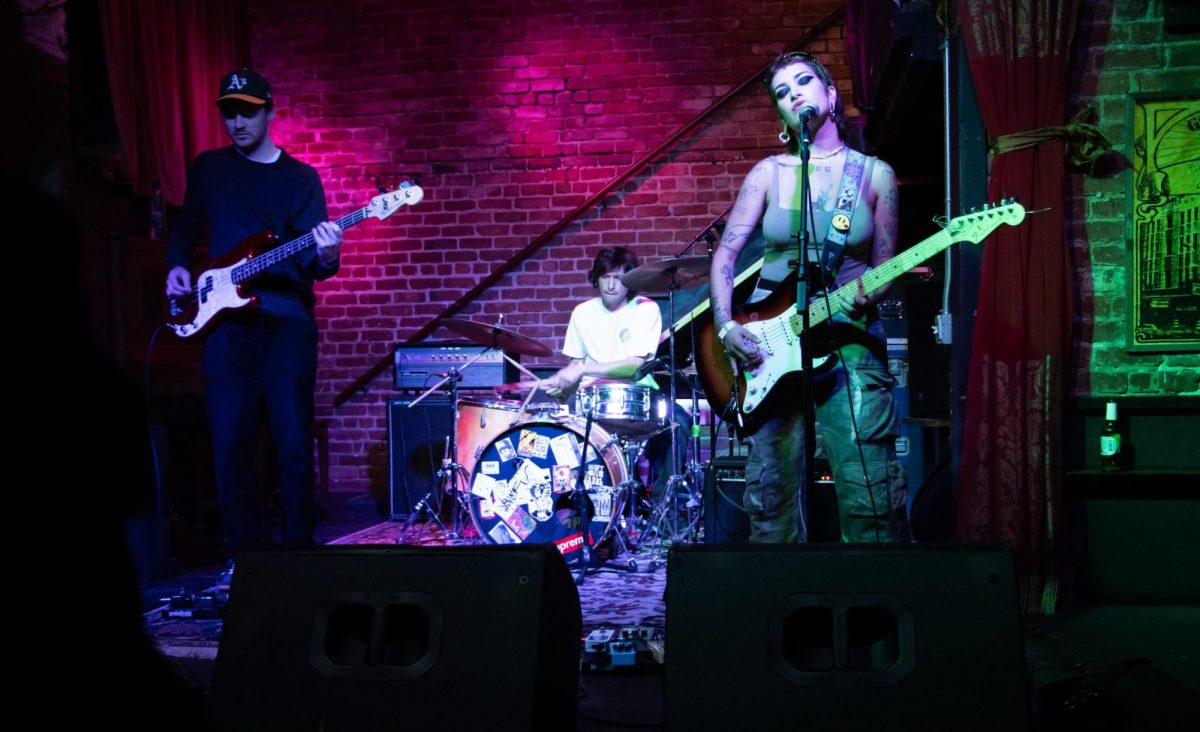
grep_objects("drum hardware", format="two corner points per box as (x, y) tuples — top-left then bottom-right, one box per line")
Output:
(400, 368), (474, 542)
(590, 435), (651, 573)
(567, 384), (670, 573)
(440, 316), (555, 358)
(621, 256), (711, 561)
(638, 373), (708, 564)
(569, 405), (600, 584)
(401, 317), (545, 542)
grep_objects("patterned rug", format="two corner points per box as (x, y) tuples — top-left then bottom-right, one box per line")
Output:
(145, 520), (668, 659)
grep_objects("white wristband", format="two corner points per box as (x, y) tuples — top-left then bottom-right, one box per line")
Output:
(717, 321), (737, 342)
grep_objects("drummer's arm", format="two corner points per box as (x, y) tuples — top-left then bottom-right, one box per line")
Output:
(542, 356), (649, 396)
(582, 355), (650, 381)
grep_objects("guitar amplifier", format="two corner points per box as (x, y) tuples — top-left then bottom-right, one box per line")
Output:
(393, 342), (521, 390)
(705, 456), (751, 544)
(704, 454), (838, 543)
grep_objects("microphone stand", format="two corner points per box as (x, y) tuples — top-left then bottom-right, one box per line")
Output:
(792, 117), (817, 541)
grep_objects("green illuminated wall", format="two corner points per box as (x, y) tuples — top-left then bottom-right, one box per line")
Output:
(1069, 0), (1199, 397)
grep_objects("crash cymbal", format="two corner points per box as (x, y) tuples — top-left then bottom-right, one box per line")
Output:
(621, 256), (710, 292)
(440, 317), (554, 358)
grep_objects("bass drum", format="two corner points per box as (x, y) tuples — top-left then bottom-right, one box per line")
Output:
(456, 398), (563, 478)
(466, 417), (627, 557)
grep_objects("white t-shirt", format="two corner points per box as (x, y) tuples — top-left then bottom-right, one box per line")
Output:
(562, 295), (662, 388)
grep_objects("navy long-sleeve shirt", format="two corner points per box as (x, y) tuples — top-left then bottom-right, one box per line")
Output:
(168, 146), (338, 319)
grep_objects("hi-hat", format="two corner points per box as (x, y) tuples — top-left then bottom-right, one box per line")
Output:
(621, 256), (709, 292)
(440, 318), (554, 357)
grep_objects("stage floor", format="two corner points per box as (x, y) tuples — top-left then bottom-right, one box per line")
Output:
(136, 493), (1199, 730)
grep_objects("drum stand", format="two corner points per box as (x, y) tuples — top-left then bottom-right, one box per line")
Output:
(401, 368), (472, 542)
(568, 396), (648, 579)
(569, 403), (599, 585)
(639, 381), (706, 566)
(593, 436), (649, 572)
(637, 276), (705, 560)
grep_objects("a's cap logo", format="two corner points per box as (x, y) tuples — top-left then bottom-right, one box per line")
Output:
(227, 75), (247, 90)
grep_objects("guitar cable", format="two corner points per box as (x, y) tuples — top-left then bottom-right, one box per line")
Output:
(142, 322), (172, 581)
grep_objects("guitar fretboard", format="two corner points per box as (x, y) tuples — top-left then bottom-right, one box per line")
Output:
(230, 208), (369, 283)
(791, 227), (956, 332)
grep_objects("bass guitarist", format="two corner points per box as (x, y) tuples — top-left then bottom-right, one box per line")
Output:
(165, 69), (343, 565)
(708, 52), (909, 544)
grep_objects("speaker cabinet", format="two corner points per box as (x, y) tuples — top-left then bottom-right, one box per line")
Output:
(704, 456), (751, 544)
(665, 544), (1030, 731)
(209, 545), (581, 731)
(387, 398), (454, 519)
(703, 456), (842, 543)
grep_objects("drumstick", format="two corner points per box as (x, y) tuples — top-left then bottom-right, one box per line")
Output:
(495, 381), (532, 392)
(520, 381), (542, 413)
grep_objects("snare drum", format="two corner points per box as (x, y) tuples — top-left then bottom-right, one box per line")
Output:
(575, 383), (666, 438)
(456, 399), (562, 477)
(466, 417), (627, 555)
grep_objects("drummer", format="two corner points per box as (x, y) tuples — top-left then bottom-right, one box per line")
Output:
(540, 246), (689, 509)
(540, 246), (662, 400)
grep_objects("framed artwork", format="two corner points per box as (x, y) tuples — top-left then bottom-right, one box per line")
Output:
(1126, 90), (1199, 352)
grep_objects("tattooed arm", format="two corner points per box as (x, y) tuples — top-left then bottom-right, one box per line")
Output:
(710, 158), (772, 364)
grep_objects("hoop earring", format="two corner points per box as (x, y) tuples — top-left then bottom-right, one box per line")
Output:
(778, 124), (792, 145)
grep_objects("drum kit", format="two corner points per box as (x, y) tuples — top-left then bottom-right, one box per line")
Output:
(401, 256), (713, 573)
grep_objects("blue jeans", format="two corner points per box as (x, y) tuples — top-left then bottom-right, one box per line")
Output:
(203, 315), (318, 552)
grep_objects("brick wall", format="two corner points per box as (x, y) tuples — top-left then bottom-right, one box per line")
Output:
(1068, 0), (1200, 397)
(246, 0), (849, 494)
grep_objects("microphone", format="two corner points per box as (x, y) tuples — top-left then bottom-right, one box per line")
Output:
(797, 104), (819, 123)
(634, 355), (670, 381)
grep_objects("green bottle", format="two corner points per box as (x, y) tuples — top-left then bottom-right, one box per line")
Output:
(1100, 401), (1121, 472)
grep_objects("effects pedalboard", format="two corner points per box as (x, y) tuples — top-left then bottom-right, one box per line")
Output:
(582, 626), (664, 671)
(159, 588), (228, 620)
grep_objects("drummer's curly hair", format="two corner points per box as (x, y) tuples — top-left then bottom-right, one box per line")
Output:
(587, 246), (640, 292)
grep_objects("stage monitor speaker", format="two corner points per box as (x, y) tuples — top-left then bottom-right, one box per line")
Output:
(665, 544), (1030, 731)
(209, 545), (581, 731)
(388, 398), (454, 519)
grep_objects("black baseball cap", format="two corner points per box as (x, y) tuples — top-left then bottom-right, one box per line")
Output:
(216, 68), (271, 105)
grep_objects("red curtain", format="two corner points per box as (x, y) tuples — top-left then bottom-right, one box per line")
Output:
(100, 1), (247, 205)
(955, 0), (1079, 614)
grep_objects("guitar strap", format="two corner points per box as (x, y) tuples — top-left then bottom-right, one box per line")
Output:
(817, 149), (867, 279)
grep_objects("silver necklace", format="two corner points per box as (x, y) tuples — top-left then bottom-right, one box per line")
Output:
(810, 144), (847, 160)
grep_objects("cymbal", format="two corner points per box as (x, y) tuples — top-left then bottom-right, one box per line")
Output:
(621, 256), (709, 292)
(440, 318), (554, 357)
